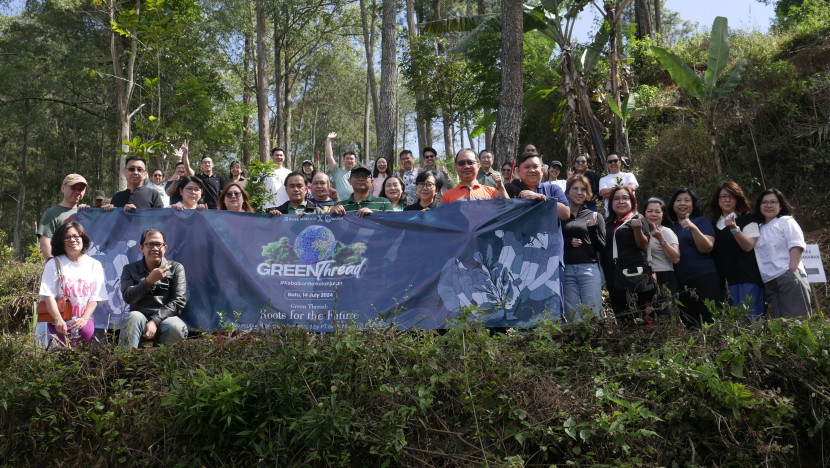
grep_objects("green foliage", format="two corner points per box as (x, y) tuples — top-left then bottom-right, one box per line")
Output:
(0, 234), (42, 333)
(245, 159), (277, 213)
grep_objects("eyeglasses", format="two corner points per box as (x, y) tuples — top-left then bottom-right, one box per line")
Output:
(761, 200), (779, 206)
(64, 235), (82, 242)
(575, 160), (587, 165)
(185, 187), (202, 193)
(152, 173), (164, 178)
(225, 191), (242, 198)
(416, 182), (436, 188)
(456, 160), (476, 167)
(607, 159), (620, 164)
(142, 242), (166, 249)
(424, 154), (436, 159)
(126, 166), (145, 173)
(613, 196), (631, 202)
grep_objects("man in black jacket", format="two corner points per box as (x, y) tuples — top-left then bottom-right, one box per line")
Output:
(119, 229), (188, 348)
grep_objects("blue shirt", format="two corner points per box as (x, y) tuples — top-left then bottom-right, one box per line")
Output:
(673, 216), (718, 283)
(506, 181), (570, 264)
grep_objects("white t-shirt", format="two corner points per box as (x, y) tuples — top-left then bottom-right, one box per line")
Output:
(755, 216), (807, 282)
(146, 180), (170, 207)
(648, 226), (678, 272)
(263, 167), (292, 209)
(599, 171), (639, 216)
(39, 254), (107, 319)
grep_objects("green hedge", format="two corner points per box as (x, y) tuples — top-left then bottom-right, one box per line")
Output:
(2, 310), (829, 466)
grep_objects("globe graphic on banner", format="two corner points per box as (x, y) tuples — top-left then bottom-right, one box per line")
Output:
(294, 225), (336, 264)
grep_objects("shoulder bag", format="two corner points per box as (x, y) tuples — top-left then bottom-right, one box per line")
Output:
(36, 257), (72, 322)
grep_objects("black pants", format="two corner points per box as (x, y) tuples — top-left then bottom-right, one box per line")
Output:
(609, 287), (655, 323)
(678, 272), (723, 327)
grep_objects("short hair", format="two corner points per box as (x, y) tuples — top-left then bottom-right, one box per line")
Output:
(284, 171), (306, 186)
(200, 154), (213, 162)
(379, 175), (408, 205)
(124, 156), (147, 168)
(454, 148), (478, 163)
(51, 221), (91, 257)
(175, 161), (186, 168)
(152, 169), (164, 176)
(644, 198), (673, 228)
(416, 170), (443, 192)
(517, 153), (541, 167)
(501, 161), (513, 170)
(140, 229), (166, 245)
(754, 187), (794, 222)
(271, 147), (285, 156)
(343, 151), (356, 158)
(668, 188), (704, 222)
(176, 175), (205, 198)
(565, 174), (592, 199)
(479, 150), (493, 158)
(400, 150), (413, 158)
(708, 180), (753, 224)
(218, 182), (253, 212)
(609, 185), (638, 217)
(422, 146), (438, 157)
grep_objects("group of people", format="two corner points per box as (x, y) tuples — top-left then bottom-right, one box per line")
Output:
(35, 140), (813, 348)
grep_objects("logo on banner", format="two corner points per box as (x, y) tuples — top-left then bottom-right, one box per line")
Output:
(256, 225), (367, 279)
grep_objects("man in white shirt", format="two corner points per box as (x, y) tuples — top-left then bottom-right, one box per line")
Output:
(598, 154), (638, 216)
(263, 147), (292, 211)
(147, 169), (170, 207)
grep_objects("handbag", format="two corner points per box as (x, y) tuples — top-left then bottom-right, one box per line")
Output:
(36, 257), (72, 322)
(612, 216), (657, 293)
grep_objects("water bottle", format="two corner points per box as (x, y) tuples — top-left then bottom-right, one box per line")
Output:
(67, 319), (80, 341)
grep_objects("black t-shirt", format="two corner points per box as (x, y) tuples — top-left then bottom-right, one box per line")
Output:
(111, 186), (163, 209)
(404, 200), (439, 211)
(602, 214), (650, 288)
(563, 205), (606, 264)
(712, 212), (764, 285)
(165, 180), (182, 205)
(197, 173), (225, 210)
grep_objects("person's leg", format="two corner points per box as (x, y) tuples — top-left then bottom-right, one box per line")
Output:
(769, 270), (812, 318)
(75, 318), (96, 345)
(730, 283), (765, 321)
(158, 317), (188, 345)
(563, 264), (580, 322)
(46, 323), (67, 347)
(682, 274), (722, 325)
(579, 263), (605, 318)
(119, 312), (148, 349)
(35, 322), (52, 348)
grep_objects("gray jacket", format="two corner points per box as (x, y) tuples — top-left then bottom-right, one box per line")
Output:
(121, 259), (187, 327)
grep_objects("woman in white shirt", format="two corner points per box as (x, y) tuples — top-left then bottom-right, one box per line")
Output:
(39, 221), (107, 346)
(643, 198), (680, 315)
(753, 188), (812, 318)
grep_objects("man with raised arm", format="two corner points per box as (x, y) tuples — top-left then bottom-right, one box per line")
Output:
(271, 172), (324, 216)
(439, 149), (509, 204)
(165, 141), (196, 205)
(263, 147), (292, 211)
(119, 229), (188, 349)
(325, 132), (357, 200)
(331, 164), (392, 218)
(308, 172), (337, 212)
(105, 156), (164, 211)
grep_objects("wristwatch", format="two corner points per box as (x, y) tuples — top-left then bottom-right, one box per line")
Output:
(730, 227), (740, 234)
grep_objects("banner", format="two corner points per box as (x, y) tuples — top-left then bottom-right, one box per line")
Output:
(78, 199), (563, 331)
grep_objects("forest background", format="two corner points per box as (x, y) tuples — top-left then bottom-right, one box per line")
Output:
(0, 0), (828, 266)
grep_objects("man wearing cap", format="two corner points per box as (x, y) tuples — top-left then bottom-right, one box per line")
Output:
(325, 132), (357, 201)
(440, 149), (509, 204)
(270, 172), (324, 216)
(331, 164), (393, 217)
(37, 174), (88, 260)
(92, 190), (106, 208)
(263, 147), (292, 211)
(475, 150), (497, 188)
(308, 172), (337, 212)
(598, 153), (638, 217)
(105, 156), (164, 211)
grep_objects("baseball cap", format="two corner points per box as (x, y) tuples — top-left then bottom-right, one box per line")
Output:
(62, 174), (88, 187)
(93, 190), (106, 200)
(349, 164), (372, 176)
(550, 160), (563, 169)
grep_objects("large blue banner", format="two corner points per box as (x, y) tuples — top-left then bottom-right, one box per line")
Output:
(78, 199), (563, 331)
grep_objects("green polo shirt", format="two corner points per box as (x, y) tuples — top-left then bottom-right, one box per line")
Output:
(335, 193), (393, 213)
(476, 169), (496, 188)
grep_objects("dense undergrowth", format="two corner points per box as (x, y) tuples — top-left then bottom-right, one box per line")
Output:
(2, 307), (830, 466)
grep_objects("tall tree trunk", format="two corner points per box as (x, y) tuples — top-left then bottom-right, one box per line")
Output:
(634, 0), (653, 40)
(360, 0), (379, 124)
(13, 98), (30, 258)
(377, 0), (397, 163)
(364, 81), (371, 163)
(653, 0), (661, 42)
(608, 8), (626, 157)
(110, 0), (140, 190)
(255, 0), (271, 162)
(242, 32), (252, 166)
(283, 53), (293, 167)
(273, 19), (284, 148)
(406, 0), (428, 152)
(491, 0), (523, 168)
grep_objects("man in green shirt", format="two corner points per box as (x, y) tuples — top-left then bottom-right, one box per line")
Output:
(271, 172), (324, 216)
(37, 173), (88, 259)
(331, 164), (393, 218)
(476, 149), (497, 188)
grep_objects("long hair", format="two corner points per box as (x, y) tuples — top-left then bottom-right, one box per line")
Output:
(379, 174), (408, 206)
(668, 187), (703, 222)
(565, 174), (592, 201)
(51, 221), (91, 257)
(608, 185), (638, 220)
(218, 182), (253, 212)
(754, 187), (794, 223)
(373, 157), (393, 178)
(708, 180), (752, 224)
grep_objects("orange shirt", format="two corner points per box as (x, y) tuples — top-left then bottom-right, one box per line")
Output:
(439, 183), (499, 204)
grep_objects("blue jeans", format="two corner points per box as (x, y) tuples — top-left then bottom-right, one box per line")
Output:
(118, 311), (188, 349)
(727, 283), (765, 321)
(563, 263), (605, 321)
